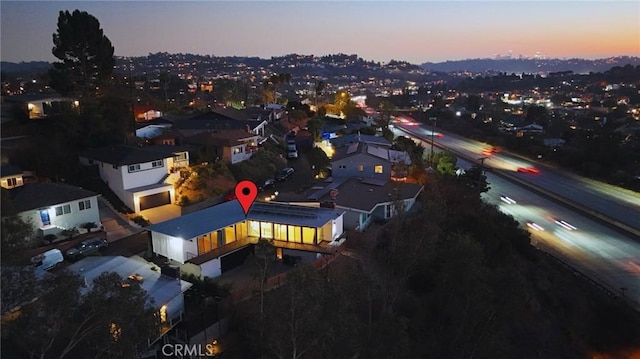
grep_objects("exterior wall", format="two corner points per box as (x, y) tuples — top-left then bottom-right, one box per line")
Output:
(20, 195), (100, 237)
(229, 144), (249, 164)
(332, 214), (344, 240)
(1, 174), (23, 189)
(200, 258), (222, 278)
(163, 293), (186, 322)
(342, 209), (366, 231)
(152, 232), (188, 264)
(332, 153), (390, 179)
(121, 160), (168, 190)
(166, 151), (189, 170)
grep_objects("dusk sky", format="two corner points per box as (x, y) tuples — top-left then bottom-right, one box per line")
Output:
(1, 1), (639, 65)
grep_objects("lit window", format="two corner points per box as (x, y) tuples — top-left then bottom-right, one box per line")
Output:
(357, 165), (364, 172)
(374, 165), (383, 174)
(233, 146), (244, 155)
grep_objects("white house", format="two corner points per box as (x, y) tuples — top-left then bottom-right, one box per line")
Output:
(79, 145), (189, 213)
(66, 256), (193, 346)
(1, 165), (24, 189)
(6, 182), (101, 238)
(147, 201), (345, 279)
(3, 94), (78, 120)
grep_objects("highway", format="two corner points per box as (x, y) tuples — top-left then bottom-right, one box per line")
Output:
(391, 118), (640, 236)
(390, 123), (640, 309)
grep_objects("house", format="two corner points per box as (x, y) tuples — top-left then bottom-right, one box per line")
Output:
(5, 181), (101, 239)
(79, 145), (189, 213)
(2, 94), (78, 120)
(148, 201), (345, 279)
(133, 105), (163, 122)
(1, 164), (24, 189)
(66, 255), (193, 346)
(178, 111), (268, 137)
(184, 129), (259, 164)
(307, 177), (423, 231)
(329, 133), (391, 149)
(330, 141), (411, 181)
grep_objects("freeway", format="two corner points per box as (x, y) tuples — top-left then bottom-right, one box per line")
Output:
(390, 124), (640, 309)
(391, 119), (640, 237)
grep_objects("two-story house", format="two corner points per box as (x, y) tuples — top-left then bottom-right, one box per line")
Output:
(79, 145), (189, 213)
(184, 129), (259, 164)
(331, 142), (393, 180)
(4, 178), (101, 239)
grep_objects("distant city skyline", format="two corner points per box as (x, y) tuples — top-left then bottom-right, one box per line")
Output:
(1, 1), (638, 65)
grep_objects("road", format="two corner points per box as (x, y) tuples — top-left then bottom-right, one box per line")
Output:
(391, 119), (640, 236)
(390, 124), (640, 309)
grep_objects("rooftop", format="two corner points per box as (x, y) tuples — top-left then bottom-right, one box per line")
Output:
(185, 129), (258, 147)
(79, 145), (170, 166)
(0, 164), (23, 178)
(329, 133), (391, 148)
(8, 182), (98, 213)
(66, 256), (192, 308)
(147, 200), (344, 240)
(318, 177), (423, 212)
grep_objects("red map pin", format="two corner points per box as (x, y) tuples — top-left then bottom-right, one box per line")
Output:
(235, 180), (258, 216)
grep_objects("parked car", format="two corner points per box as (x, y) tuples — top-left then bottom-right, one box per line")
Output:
(287, 149), (299, 159)
(66, 237), (108, 260)
(286, 140), (297, 151)
(276, 167), (295, 181)
(259, 179), (276, 191)
(32, 249), (64, 273)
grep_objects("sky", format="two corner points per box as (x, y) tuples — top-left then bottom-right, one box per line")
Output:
(1, 1), (639, 65)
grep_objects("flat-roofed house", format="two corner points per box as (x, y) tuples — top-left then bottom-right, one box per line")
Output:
(148, 201), (345, 278)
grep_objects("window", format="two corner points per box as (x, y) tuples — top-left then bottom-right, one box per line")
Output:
(260, 222), (273, 239)
(385, 204), (392, 218)
(302, 227), (316, 245)
(88, 159), (94, 165)
(128, 164), (141, 172)
(78, 199), (91, 211)
(233, 146), (244, 155)
(7, 178), (17, 187)
(248, 221), (260, 237)
(374, 165), (384, 174)
(357, 165), (364, 172)
(338, 165), (346, 169)
(174, 152), (187, 161)
(55, 204), (71, 216)
(151, 160), (163, 168)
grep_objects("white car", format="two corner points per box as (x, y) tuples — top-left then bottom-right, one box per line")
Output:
(287, 149), (299, 159)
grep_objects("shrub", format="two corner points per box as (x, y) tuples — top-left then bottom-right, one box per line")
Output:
(82, 222), (98, 230)
(43, 234), (57, 245)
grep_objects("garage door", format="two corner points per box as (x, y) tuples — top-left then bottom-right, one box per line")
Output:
(139, 191), (171, 211)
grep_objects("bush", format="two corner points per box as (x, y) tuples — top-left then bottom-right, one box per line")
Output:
(82, 222), (98, 230)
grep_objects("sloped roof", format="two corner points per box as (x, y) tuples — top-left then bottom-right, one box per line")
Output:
(185, 129), (258, 147)
(79, 145), (170, 166)
(0, 165), (23, 178)
(66, 256), (192, 308)
(9, 182), (98, 213)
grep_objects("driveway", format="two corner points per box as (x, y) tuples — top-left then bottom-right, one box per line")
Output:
(265, 133), (314, 199)
(139, 204), (182, 224)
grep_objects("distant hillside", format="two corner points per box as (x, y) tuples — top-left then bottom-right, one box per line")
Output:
(1, 61), (52, 74)
(421, 56), (640, 74)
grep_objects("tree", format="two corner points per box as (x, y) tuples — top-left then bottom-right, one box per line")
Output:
(5, 270), (160, 359)
(306, 117), (324, 142)
(0, 215), (35, 264)
(49, 10), (115, 101)
(314, 80), (325, 105)
(377, 100), (396, 130)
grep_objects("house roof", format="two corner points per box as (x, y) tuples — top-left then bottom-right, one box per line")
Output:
(147, 200), (344, 240)
(331, 142), (396, 162)
(66, 256), (192, 308)
(178, 111), (267, 132)
(329, 134), (391, 148)
(0, 165), (23, 178)
(2, 94), (73, 103)
(317, 177), (423, 213)
(211, 107), (272, 122)
(143, 144), (193, 155)
(185, 129), (258, 147)
(79, 145), (170, 166)
(8, 182), (98, 213)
